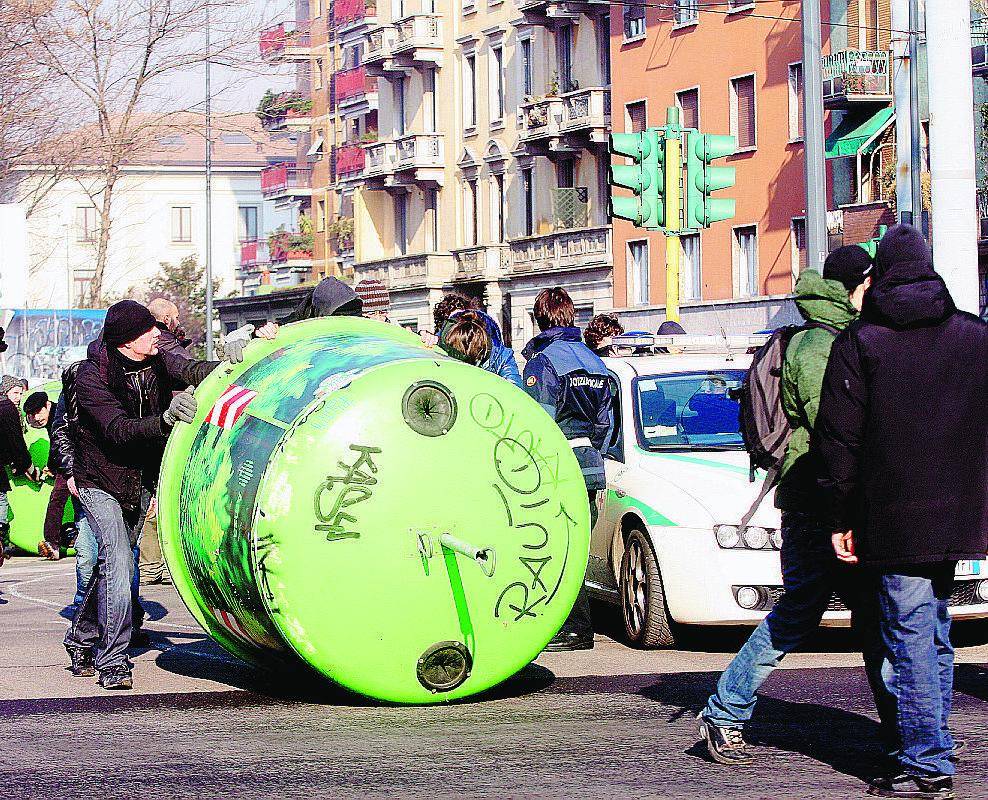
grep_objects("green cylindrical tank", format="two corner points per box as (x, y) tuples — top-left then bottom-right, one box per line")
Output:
(6, 381), (76, 555)
(158, 318), (590, 704)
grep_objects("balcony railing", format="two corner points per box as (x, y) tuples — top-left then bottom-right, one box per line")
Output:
(973, 18), (988, 76)
(334, 67), (377, 106)
(509, 225), (611, 275)
(334, 0), (376, 26)
(822, 50), (891, 107)
(519, 96), (565, 141)
(270, 241), (314, 263)
(259, 23), (311, 61)
(560, 87), (610, 137)
(364, 141), (397, 178)
(393, 14), (442, 53)
(395, 133), (443, 169)
(355, 253), (455, 289)
(260, 163), (312, 196)
(239, 240), (271, 272)
(364, 26), (397, 64)
(452, 245), (509, 281)
(978, 188), (988, 241)
(335, 144), (367, 178)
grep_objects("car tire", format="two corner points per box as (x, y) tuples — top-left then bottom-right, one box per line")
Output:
(620, 528), (676, 648)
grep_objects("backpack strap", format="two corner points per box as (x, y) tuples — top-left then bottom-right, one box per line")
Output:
(739, 465), (778, 530)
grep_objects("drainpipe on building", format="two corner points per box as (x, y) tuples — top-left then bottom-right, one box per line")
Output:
(926, 0), (980, 313)
(801, 0), (828, 272)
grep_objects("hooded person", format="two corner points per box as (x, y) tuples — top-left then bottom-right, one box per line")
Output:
(448, 308), (523, 388)
(279, 277), (363, 324)
(816, 225), (987, 796)
(698, 244), (875, 767)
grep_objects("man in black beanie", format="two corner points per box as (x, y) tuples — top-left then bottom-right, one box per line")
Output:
(63, 300), (228, 690)
(817, 225), (987, 797)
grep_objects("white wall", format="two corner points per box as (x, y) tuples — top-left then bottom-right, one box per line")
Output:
(0, 204), (29, 308)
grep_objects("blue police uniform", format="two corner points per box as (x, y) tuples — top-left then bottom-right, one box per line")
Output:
(522, 325), (614, 645)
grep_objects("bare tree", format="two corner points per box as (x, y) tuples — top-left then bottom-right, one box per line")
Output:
(19, 0), (274, 304)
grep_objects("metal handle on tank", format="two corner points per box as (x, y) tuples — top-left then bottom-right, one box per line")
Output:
(439, 533), (496, 578)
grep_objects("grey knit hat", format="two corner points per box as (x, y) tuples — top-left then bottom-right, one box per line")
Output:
(1, 374), (21, 397)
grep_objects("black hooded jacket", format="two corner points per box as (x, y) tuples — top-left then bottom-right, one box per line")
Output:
(74, 337), (218, 512)
(279, 277), (362, 324)
(815, 224), (988, 567)
(0, 397), (31, 494)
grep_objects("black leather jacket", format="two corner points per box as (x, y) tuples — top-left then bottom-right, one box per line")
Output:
(49, 361), (82, 478)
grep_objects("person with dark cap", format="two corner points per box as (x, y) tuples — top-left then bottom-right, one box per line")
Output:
(697, 244), (876, 766)
(0, 375), (41, 562)
(279, 276), (363, 324)
(816, 225), (987, 798)
(62, 300), (232, 690)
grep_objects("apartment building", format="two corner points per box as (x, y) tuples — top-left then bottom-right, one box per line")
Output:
(608, 0), (899, 333)
(257, 0), (614, 341)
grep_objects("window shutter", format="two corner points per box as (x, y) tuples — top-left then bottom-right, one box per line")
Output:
(735, 76), (755, 148)
(847, 0), (860, 48)
(628, 101), (646, 133)
(877, 0), (891, 51)
(678, 89), (698, 129)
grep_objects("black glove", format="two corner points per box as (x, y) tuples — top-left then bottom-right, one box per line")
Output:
(163, 390), (197, 426)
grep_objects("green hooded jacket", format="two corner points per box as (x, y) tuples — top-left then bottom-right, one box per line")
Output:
(774, 269), (858, 512)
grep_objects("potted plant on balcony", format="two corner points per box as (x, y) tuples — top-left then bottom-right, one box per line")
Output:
(546, 73), (560, 97)
(328, 216), (355, 252)
(359, 128), (379, 143)
(268, 228), (292, 261)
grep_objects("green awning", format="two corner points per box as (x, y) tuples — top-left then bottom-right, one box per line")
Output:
(825, 107), (894, 159)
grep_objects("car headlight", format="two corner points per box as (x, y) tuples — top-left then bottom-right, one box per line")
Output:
(742, 526), (769, 550)
(770, 528), (783, 550)
(715, 525), (740, 549)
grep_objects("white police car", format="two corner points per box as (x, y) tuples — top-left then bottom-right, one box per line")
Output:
(589, 334), (988, 648)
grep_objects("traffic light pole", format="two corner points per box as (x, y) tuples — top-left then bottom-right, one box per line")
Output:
(800, 0), (828, 272)
(664, 108), (682, 323)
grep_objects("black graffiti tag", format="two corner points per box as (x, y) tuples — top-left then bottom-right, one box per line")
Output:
(313, 444), (382, 542)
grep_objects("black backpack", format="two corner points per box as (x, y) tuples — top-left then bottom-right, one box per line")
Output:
(737, 322), (839, 482)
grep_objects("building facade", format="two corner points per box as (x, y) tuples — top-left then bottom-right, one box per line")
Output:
(5, 114), (295, 306)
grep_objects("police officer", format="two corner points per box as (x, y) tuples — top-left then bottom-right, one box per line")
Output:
(522, 287), (613, 651)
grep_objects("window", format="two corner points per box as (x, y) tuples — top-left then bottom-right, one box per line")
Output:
(490, 173), (505, 243)
(522, 167), (535, 236)
(395, 194), (408, 256)
(730, 74), (756, 149)
(627, 239), (649, 305)
(791, 217), (807, 276)
(728, 0), (754, 9)
(734, 225), (758, 296)
(520, 38), (533, 98)
(171, 206), (192, 243)
(395, 78), (407, 137)
(313, 0), (322, 16)
(675, 0), (699, 25)
(490, 45), (505, 122)
(76, 206), (98, 242)
(788, 62), (804, 141)
(424, 69), (437, 133)
(315, 200), (326, 233)
(426, 188), (439, 250)
(626, 100), (647, 133)
(557, 25), (574, 93)
(463, 53), (477, 128)
(238, 205), (259, 241)
(676, 88), (699, 130)
(680, 233), (701, 301)
(465, 179), (479, 245)
(623, 3), (646, 40)
(597, 16), (611, 85)
(314, 58), (324, 91)
(556, 159), (575, 189)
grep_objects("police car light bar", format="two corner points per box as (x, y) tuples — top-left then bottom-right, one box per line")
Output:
(611, 333), (770, 354)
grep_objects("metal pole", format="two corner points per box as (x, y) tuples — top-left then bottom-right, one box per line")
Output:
(801, 0), (828, 270)
(908, 0), (923, 227)
(663, 107), (681, 322)
(926, 0), (980, 312)
(892, 0), (913, 223)
(204, 5), (215, 359)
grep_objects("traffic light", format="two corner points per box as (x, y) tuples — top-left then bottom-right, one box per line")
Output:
(685, 132), (737, 229)
(608, 128), (664, 229)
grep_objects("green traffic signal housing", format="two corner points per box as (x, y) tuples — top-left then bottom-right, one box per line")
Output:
(608, 129), (664, 229)
(685, 132), (737, 229)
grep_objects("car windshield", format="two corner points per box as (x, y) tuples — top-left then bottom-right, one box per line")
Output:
(635, 370), (746, 450)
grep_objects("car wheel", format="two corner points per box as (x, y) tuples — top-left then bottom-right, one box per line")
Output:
(620, 528), (676, 648)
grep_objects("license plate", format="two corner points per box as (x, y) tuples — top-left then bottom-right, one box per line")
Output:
(955, 560), (981, 577)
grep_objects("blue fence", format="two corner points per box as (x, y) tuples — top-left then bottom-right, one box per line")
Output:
(0, 308), (107, 383)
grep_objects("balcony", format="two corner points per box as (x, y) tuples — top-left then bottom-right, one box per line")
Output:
(392, 14), (443, 66)
(335, 144), (367, 183)
(258, 91), (311, 131)
(822, 50), (892, 109)
(518, 96), (566, 151)
(364, 134), (444, 188)
(259, 23), (312, 62)
(973, 18), (988, 77)
(509, 225), (611, 276)
(363, 26), (399, 75)
(269, 233), (314, 271)
(334, 67), (379, 117)
(559, 87), (610, 143)
(518, 0), (609, 24)
(355, 253), (455, 290)
(451, 245), (509, 282)
(239, 240), (270, 271)
(334, 0), (378, 38)
(978, 188), (988, 241)
(260, 164), (312, 198)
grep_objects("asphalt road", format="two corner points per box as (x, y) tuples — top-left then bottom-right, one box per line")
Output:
(2, 558), (987, 799)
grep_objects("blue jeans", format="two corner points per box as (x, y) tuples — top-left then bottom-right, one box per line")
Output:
(64, 488), (150, 672)
(870, 564), (956, 777)
(0, 489), (9, 525)
(72, 514), (142, 610)
(703, 512), (880, 727)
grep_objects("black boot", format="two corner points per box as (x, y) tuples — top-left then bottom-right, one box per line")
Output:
(543, 629), (594, 652)
(868, 774), (955, 799)
(65, 645), (95, 677)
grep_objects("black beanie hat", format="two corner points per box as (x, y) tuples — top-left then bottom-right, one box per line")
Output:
(823, 244), (873, 291)
(23, 391), (49, 416)
(104, 300), (156, 348)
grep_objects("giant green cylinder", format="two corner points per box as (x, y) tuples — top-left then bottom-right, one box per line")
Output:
(158, 318), (590, 704)
(5, 381), (75, 555)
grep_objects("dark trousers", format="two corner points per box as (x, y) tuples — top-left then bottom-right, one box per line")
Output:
(65, 488), (150, 672)
(558, 487), (602, 638)
(43, 474), (75, 549)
